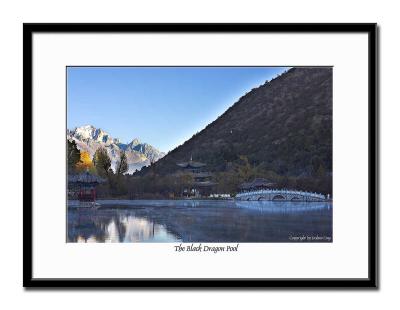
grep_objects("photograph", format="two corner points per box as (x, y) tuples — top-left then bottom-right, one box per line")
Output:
(67, 66), (333, 243)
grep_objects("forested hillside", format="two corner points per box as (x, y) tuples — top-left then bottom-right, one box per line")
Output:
(141, 67), (332, 181)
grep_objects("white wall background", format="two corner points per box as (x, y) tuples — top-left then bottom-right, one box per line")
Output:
(0, 0), (398, 309)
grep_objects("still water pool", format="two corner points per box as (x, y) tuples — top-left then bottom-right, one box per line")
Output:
(67, 200), (332, 243)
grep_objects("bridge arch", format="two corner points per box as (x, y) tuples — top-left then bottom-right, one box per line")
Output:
(272, 195), (285, 201)
(291, 196), (302, 201)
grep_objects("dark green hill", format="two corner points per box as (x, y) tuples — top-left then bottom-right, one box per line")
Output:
(141, 67), (332, 180)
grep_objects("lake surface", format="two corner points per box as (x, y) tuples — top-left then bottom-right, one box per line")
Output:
(67, 200), (332, 243)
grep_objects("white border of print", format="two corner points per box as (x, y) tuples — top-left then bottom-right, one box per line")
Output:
(32, 32), (368, 279)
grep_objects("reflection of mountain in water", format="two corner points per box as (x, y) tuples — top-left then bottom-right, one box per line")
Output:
(120, 217), (179, 242)
(67, 200), (332, 243)
(69, 212), (180, 243)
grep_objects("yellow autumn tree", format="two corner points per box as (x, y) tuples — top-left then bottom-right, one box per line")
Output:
(75, 151), (95, 173)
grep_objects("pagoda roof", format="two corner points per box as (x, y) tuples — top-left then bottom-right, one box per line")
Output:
(194, 181), (217, 187)
(68, 171), (106, 184)
(176, 160), (206, 168)
(193, 172), (212, 178)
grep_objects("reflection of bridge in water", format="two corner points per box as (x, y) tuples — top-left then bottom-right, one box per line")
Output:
(234, 201), (331, 213)
(236, 189), (327, 202)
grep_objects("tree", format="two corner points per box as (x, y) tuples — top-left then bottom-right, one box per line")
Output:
(316, 164), (326, 178)
(67, 140), (81, 173)
(93, 147), (112, 177)
(236, 155), (255, 182)
(75, 151), (95, 172)
(311, 155), (323, 175)
(215, 171), (240, 194)
(116, 150), (128, 175)
(176, 171), (194, 196)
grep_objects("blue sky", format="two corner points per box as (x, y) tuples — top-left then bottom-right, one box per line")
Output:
(67, 66), (288, 152)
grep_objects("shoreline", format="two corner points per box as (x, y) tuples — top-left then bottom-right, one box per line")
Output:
(67, 199), (333, 209)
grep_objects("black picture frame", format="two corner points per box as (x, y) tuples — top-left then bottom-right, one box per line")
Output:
(23, 23), (378, 288)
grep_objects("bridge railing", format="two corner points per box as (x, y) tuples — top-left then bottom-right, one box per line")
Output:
(236, 189), (326, 200)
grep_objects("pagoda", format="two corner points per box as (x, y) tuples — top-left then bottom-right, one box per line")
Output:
(176, 156), (216, 197)
(68, 170), (106, 206)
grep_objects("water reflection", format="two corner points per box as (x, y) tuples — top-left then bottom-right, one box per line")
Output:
(68, 200), (332, 243)
(234, 201), (332, 213)
(68, 212), (180, 243)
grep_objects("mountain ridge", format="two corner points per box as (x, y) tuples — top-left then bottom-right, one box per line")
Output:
(67, 125), (165, 173)
(140, 67), (332, 180)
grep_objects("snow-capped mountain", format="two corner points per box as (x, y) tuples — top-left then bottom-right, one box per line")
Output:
(67, 125), (165, 174)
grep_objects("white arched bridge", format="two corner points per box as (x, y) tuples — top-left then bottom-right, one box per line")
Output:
(235, 189), (327, 202)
